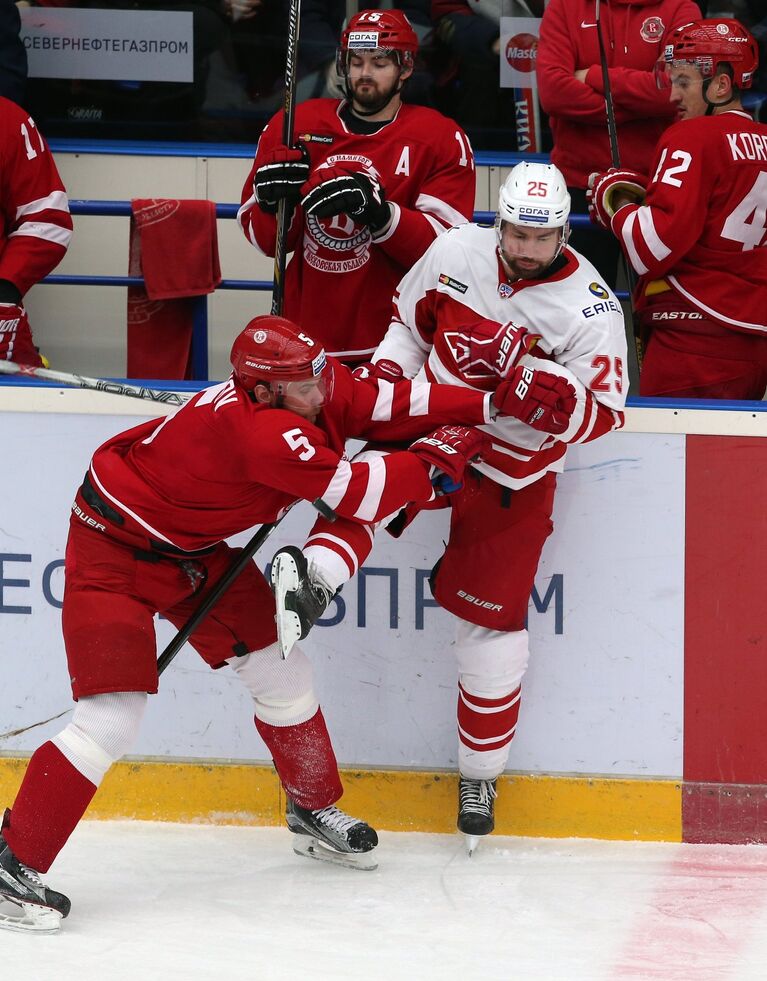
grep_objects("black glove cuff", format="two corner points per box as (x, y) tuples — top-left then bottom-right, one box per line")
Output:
(0, 279), (22, 304)
(366, 200), (392, 234)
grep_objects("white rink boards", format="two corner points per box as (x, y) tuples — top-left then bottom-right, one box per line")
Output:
(0, 387), (686, 779)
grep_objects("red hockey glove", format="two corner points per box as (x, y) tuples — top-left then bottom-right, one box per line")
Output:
(450, 319), (540, 380)
(301, 167), (391, 232)
(493, 365), (577, 435)
(254, 143), (310, 213)
(587, 168), (647, 229)
(0, 302), (43, 367)
(351, 358), (404, 383)
(409, 425), (490, 487)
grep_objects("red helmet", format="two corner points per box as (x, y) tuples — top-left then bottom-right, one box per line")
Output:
(664, 18), (758, 89)
(338, 9), (418, 74)
(230, 315), (328, 393)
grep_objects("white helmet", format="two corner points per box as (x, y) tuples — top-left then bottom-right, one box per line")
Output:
(497, 161), (570, 228)
(496, 161), (571, 267)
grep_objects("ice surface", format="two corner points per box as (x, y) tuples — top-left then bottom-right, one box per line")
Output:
(5, 822), (767, 981)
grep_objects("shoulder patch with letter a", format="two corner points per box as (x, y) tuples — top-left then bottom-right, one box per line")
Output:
(439, 273), (468, 294)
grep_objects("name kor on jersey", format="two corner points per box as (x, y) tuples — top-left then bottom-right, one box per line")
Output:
(0, 316), (20, 333)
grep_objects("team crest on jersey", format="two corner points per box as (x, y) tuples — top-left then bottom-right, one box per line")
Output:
(640, 16), (664, 43)
(498, 282), (515, 299)
(304, 154), (379, 274)
(298, 133), (334, 145)
(438, 273), (468, 294)
(588, 282), (609, 299)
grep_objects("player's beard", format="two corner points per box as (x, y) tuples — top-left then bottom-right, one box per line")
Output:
(350, 75), (401, 115)
(500, 251), (550, 281)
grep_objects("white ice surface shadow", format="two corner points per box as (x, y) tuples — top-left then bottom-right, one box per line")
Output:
(5, 822), (767, 981)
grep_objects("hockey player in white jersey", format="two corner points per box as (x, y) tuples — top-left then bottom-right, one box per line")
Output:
(271, 162), (627, 853)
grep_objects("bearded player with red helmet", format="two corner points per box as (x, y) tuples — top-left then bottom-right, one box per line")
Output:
(238, 9), (476, 366)
(0, 313), (561, 932)
(588, 18), (767, 399)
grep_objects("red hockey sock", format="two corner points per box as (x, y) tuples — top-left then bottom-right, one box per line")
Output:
(457, 682), (521, 754)
(2, 741), (98, 873)
(254, 708), (343, 810)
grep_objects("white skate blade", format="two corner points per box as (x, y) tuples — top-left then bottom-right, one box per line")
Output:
(464, 834), (482, 857)
(0, 897), (63, 934)
(270, 552), (302, 660)
(291, 834), (378, 871)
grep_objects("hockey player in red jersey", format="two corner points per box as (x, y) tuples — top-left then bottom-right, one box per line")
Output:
(0, 313), (556, 931)
(588, 17), (767, 399)
(237, 8), (475, 364)
(270, 162), (626, 853)
(0, 97), (72, 366)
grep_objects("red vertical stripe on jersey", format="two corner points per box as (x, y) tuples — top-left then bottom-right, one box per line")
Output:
(684, 435), (767, 842)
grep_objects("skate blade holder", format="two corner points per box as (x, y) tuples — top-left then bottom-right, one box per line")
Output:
(0, 897), (63, 934)
(270, 551), (303, 660)
(292, 835), (378, 871)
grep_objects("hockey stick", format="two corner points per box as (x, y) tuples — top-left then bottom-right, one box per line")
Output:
(0, 519), (283, 739)
(271, 0), (302, 316)
(0, 359), (187, 405)
(156, 518), (282, 675)
(594, 0), (643, 380)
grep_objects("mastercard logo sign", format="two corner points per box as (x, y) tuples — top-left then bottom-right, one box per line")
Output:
(505, 32), (538, 73)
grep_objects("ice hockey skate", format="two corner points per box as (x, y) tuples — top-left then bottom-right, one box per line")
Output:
(286, 798), (379, 871)
(270, 545), (335, 658)
(0, 837), (70, 934)
(457, 776), (497, 856)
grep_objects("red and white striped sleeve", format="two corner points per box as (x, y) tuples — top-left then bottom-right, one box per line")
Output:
(610, 126), (708, 280)
(0, 99), (72, 295)
(348, 373), (492, 443)
(526, 295), (627, 446)
(253, 412), (438, 523)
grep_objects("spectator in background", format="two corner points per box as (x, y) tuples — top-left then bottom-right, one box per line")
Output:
(238, 8), (475, 366)
(588, 18), (767, 399)
(1, 2), (27, 108)
(0, 92), (72, 366)
(743, 1), (767, 119)
(537, 0), (701, 288)
(431, 0), (512, 136)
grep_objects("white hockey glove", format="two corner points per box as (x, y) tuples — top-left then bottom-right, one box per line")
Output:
(587, 168), (647, 229)
(301, 166), (391, 233)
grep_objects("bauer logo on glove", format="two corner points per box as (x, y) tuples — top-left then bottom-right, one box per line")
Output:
(449, 318), (540, 380)
(493, 365), (577, 435)
(408, 425), (490, 490)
